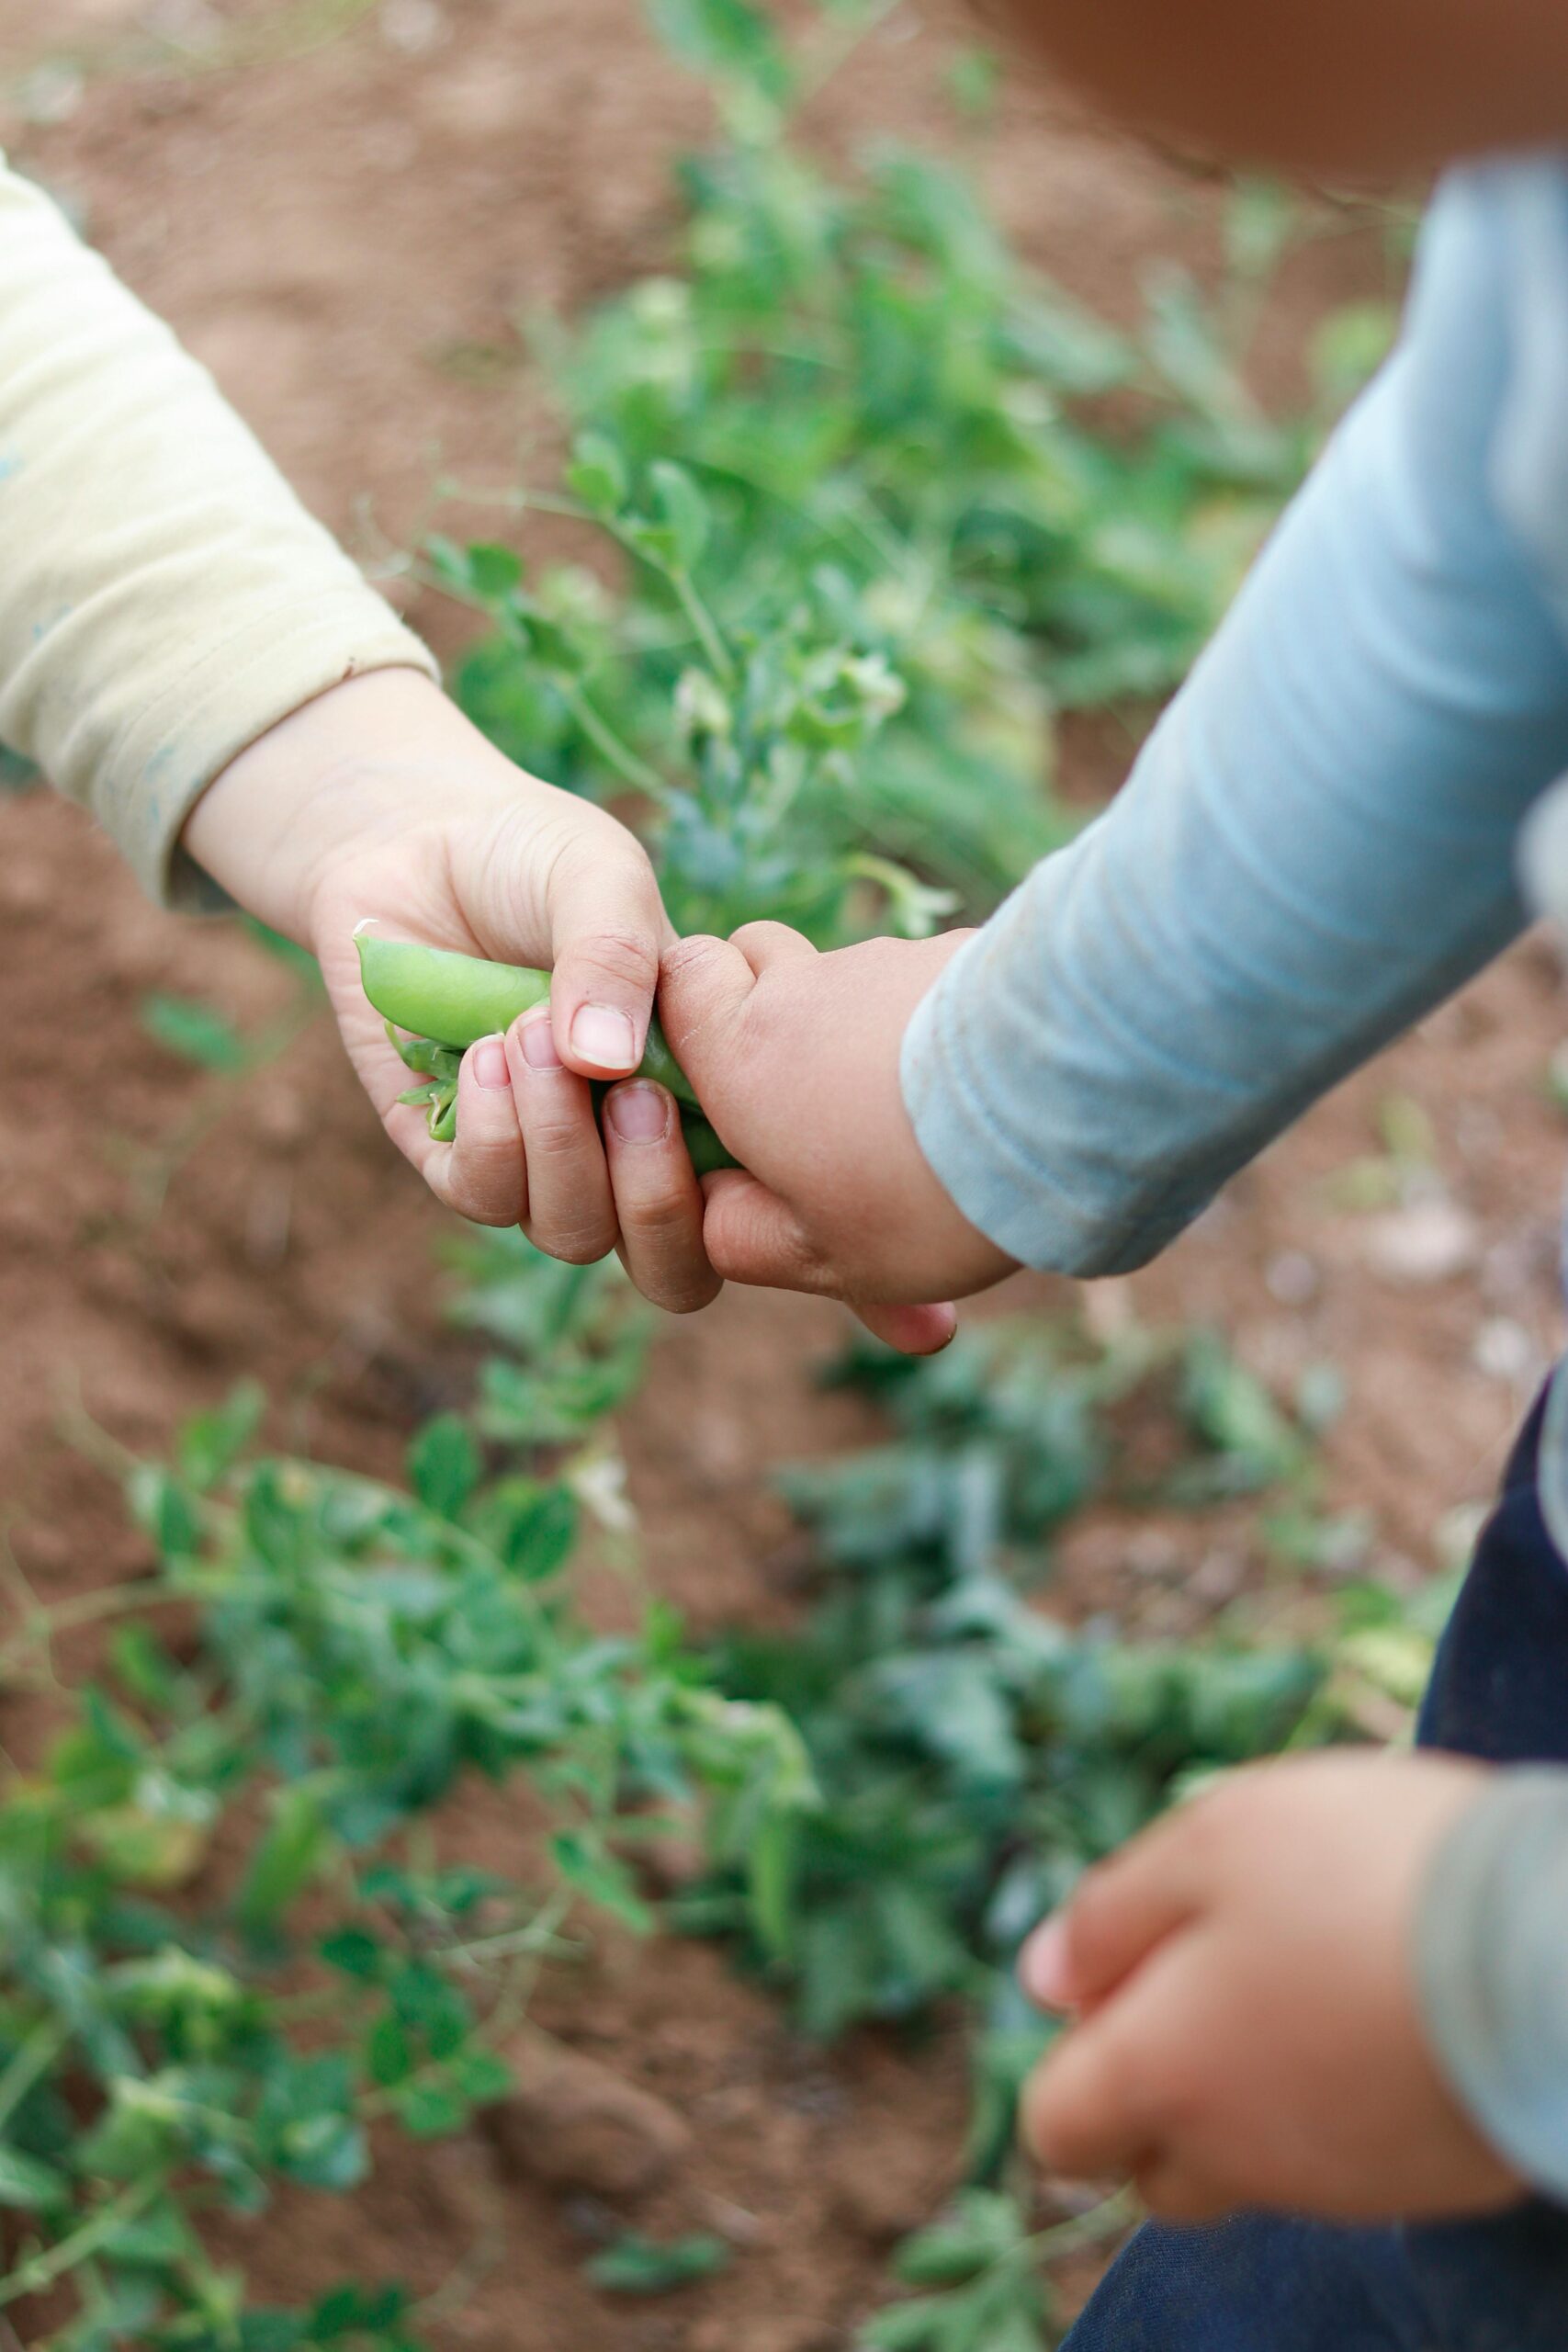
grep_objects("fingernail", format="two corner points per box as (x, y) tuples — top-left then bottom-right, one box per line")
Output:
(1021, 1919), (1076, 2011)
(472, 1035), (509, 1091)
(606, 1083), (669, 1144)
(519, 1010), (562, 1071)
(570, 1002), (637, 1072)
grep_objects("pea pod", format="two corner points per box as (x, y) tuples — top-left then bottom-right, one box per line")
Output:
(354, 927), (736, 1167)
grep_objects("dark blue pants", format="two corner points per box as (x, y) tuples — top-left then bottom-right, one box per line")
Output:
(1062, 1389), (1568, 2352)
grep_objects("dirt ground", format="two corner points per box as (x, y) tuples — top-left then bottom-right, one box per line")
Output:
(1, 2), (1566, 2345)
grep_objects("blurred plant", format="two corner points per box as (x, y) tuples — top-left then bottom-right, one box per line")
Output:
(432, 0), (1345, 939)
(0, 1263), (807, 2345)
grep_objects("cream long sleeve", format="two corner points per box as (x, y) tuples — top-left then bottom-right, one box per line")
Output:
(0, 158), (436, 904)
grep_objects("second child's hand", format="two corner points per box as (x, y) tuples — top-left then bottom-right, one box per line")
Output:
(1016, 1751), (1522, 2223)
(658, 922), (1020, 1310)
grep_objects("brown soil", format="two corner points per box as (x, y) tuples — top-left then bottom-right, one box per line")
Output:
(0, 2), (1562, 2346)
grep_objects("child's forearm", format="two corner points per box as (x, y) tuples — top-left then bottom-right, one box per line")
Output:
(902, 165), (1568, 1277)
(0, 157), (434, 903)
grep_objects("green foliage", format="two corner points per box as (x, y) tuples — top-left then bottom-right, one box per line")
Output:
(862, 2188), (1131, 2352)
(586, 2229), (733, 2294)
(441, 4), (1320, 943)
(140, 992), (253, 1076)
(861, 2191), (1050, 2351)
(0, 1252), (804, 2344)
(694, 1316), (1329, 2115)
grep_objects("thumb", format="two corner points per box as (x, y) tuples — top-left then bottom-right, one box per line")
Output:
(545, 829), (672, 1080)
(852, 1302), (958, 1356)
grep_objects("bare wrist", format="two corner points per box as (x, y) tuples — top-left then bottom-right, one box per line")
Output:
(180, 669), (522, 941)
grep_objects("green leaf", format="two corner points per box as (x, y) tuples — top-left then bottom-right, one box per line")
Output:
(859, 2297), (948, 2351)
(893, 2191), (1021, 2287)
(649, 459), (710, 572)
(280, 2109), (367, 2190)
(449, 2044), (513, 2104)
(406, 1413), (482, 1521)
(320, 1927), (384, 1982)
(464, 541), (525, 601)
(0, 2142), (69, 2211)
(550, 1829), (656, 1933)
(647, 0), (792, 104)
(141, 990), (251, 1074)
(242, 914), (323, 986)
(127, 1464), (201, 1560)
(566, 431), (629, 516)
(366, 2011), (413, 2088)
(177, 1380), (265, 1489)
(394, 2078), (468, 2139)
(239, 1785), (328, 1937)
(587, 2231), (731, 2294)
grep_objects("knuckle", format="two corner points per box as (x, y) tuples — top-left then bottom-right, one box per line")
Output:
(441, 1146), (522, 1228)
(576, 922), (660, 993)
(621, 1188), (698, 1249)
(660, 933), (726, 988)
(522, 1107), (591, 1159)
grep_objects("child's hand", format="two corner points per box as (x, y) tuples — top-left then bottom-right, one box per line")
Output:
(184, 670), (718, 1313)
(1018, 1751), (1522, 2223)
(656, 922), (1020, 1307)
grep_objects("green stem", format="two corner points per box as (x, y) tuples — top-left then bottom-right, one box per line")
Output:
(0, 2173), (164, 2310)
(1018, 2188), (1136, 2268)
(668, 569), (737, 687)
(558, 681), (681, 808)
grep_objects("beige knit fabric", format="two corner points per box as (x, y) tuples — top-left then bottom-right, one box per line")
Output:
(0, 160), (436, 903)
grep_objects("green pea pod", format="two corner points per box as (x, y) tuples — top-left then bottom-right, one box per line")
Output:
(355, 927), (736, 1167)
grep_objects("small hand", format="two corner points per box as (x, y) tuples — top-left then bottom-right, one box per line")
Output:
(1017, 1750), (1521, 2222)
(657, 922), (1019, 1309)
(184, 671), (719, 1312)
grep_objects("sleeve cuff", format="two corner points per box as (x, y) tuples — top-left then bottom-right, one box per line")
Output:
(98, 589), (438, 907)
(898, 899), (1201, 1279)
(1416, 1768), (1568, 2200)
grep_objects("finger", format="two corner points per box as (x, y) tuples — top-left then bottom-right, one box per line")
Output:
(509, 1008), (617, 1265)
(656, 933), (761, 1102)
(546, 833), (671, 1081)
(699, 1168), (830, 1295)
(428, 1035), (525, 1227)
(703, 1180), (958, 1348)
(1021, 1821), (1204, 2017)
(1020, 2011), (1161, 2184)
(852, 1302), (959, 1356)
(729, 919), (818, 976)
(603, 1081), (723, 1315)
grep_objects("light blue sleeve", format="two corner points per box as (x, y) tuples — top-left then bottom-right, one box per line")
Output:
(901, 167), (1568, 1277)
(1416, 1770), (1568, 2201)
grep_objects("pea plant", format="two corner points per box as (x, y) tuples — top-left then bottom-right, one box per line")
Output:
(682, 1315), (1432, 2346)
(0, 1272), (808, 2348)
(432, 0), (1344, 942)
